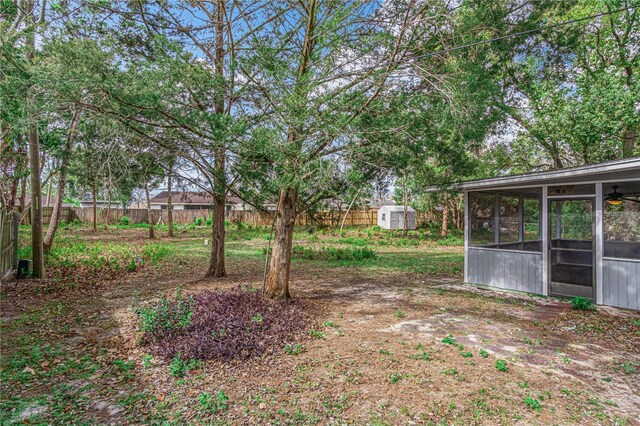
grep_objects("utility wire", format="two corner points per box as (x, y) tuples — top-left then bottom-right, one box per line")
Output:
(407, 5), (637, 62)
(314, 4), (638, 83)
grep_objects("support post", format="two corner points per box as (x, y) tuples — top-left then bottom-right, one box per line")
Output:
(595, 183), (604, 305)
(494, 193), (500, 245)
(518, 195), (524, 243)
(541, 186), (549, 296)
(463, 191), (469, 283)
(555, 201), (562, 239)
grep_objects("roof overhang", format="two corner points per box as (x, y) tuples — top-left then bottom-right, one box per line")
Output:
(439, 157), (640, 191)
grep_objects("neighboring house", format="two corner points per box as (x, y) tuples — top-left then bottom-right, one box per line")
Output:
(78, 200), (119, 209)
(15, 196), (74, 209)
(148, 191), (251, 211)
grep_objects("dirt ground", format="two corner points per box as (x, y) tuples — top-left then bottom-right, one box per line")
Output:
(1, 227), (639, 425)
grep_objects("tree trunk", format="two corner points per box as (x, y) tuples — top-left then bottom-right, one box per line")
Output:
(205, 0), (227, 278)
(19, 176), (27, 213)
(441, 193), (449, 237)
(402, 174), (408, 237)
(28, 119), (44, 278)
(340, 186), (362, 233)
(9, 172), (18, 209)
(105, 190), (112, 228)
(622, 129), (636, 158)
(92, 181), (97, 232)
(263, 0), (315, 297)
(26, 0), (44, 278)
(44, 110), (80, 252)
(264, 187), (297, 299)
(167, 171), (174, 237)
(145, 182), (155, 239)
(206, 191), (226, 277)
(45, 175), (53, 208)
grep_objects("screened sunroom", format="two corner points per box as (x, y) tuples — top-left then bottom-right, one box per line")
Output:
(458, 158), (640, 311)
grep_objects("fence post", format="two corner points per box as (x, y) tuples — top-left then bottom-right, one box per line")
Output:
(12, 212), (19, 268)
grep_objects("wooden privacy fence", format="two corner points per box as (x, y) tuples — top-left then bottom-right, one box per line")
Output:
(22, 207), (442, 227)
(0, 209), (19, 278)
(22, 206), (75, 225)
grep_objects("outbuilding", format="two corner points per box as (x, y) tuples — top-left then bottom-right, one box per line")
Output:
(377, 205), (417, 230)
(454, 158), (640, 311)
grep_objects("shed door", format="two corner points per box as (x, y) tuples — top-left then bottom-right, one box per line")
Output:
(548, 199), (595, 300)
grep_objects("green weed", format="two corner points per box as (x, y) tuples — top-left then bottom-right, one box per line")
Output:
(284, 344), (303, 355)
(410, 351), (431, 361)
(389, 372), (404, 384)
(198, 390), (229, 413)
(495, 359), (508, 372)
(524, 396), (542, 410)
(442, 335), (456, 345)
(571, 297), (595, 311)
(169, 357), (200, 378)
(309, 329), (324, 339)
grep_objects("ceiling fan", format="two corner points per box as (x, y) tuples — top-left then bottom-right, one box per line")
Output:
(605, 185), (640, 205)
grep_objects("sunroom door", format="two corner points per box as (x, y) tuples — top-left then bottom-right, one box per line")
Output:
(549, 198), (595, 300)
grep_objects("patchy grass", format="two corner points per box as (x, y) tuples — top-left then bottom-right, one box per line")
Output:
(2, 224), (638, 424)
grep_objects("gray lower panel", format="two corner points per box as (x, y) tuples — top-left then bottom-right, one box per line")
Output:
(603, 259), (640, 311)
(468, 249), (543, 295)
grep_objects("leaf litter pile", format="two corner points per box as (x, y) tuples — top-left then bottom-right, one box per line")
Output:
(135, 287), (312, 361)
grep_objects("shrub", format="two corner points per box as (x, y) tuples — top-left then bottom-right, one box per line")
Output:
(194, 217), (204, 226)
(290, 246), (377, 262)
(479, 349), (489, 358)
(206, 218), (212, 226)
(137, 287), (311, 361)
(120, 216), (130, 225)
(571, 297), (595, 311)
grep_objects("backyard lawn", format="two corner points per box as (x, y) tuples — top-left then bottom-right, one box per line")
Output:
(1, 224), (639, 425)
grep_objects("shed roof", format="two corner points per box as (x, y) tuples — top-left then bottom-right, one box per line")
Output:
(379, 205), (416, 213)
(454, 157), (640, 191)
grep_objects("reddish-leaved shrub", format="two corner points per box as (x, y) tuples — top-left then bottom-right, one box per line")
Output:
(136, 287), (312, 361)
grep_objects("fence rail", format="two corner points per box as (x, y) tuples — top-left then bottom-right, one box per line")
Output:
(1, 209), (19, 278)
(20, 206), (442, 228)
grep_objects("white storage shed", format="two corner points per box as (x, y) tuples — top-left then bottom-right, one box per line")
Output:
(377, 206), (416, 230)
